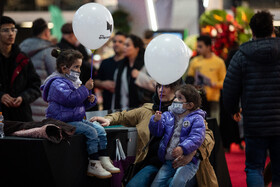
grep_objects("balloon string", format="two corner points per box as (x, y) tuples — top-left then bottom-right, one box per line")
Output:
(159, 85), (163, 111)
(90, 49), (95, 94)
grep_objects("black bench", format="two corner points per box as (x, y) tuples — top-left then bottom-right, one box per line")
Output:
(0, 128), (129, 187)
(0, 118), (231, 187)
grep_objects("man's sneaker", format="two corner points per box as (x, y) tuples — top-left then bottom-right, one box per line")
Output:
(87, 160), (112, 179)
(99, 156), (121, 174)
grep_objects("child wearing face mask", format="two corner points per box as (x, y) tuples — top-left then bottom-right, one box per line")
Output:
(149, 84), (206, 187)
(41, 48), (120, 179)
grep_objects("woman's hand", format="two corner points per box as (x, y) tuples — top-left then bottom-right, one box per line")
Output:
(88, 94), (95, 103)
(90, 116), (111, 127)
(85, 78), (94, 90)
(154, 111), (162, 122)
(172, 150), (197, 169)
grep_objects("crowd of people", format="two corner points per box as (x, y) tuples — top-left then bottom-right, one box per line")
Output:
(0, 9), (280, 186)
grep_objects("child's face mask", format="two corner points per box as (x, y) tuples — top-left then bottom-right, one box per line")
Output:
(65, 69), (81, 82)
(168, 101), (187, 114)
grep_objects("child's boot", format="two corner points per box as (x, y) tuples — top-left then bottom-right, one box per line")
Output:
(87, 160), (112, 178)
(99, 156), (121, 173)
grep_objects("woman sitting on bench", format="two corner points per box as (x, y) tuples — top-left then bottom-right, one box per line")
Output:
(91, 78), (218, 187)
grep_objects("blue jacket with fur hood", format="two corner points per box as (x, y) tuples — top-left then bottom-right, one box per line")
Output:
(41, 73), (96, 122)
(149, 109), (206, 163)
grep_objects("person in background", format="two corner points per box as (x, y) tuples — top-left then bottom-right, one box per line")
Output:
(41, 48), (120, 179)
(223, 10), (280, 186)
(143, 29), (154, 48)
(187, 35), (226, 125)
(112, 34), (151, 110)
(219, 41), (243, 152)
(149, 84), (206, 187)
(263, 25), (280, 187)
(95, 32), (126, 110)
(19, 18), (56, 122)
(0, 16), (41, 121)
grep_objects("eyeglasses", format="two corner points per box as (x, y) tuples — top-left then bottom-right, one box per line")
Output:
(0, 28), (18, 34)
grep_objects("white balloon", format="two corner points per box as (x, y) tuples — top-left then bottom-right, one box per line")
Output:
(144, 34), (191, 85)
(73, 3), (114, 50)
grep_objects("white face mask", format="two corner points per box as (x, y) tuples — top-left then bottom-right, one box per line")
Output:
(168, 101), (187, 114)
(65, 70), (82, 87)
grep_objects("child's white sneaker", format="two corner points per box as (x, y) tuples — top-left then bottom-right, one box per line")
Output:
(99, 156), (121, 174)
(87, 160), (112, 178)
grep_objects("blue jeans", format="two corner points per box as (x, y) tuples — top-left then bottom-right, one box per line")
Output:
(68, 120), (107, 155)
(151, 160), (200, 187)
(245, 136), (280, 187)
(126, 165), (159, 187)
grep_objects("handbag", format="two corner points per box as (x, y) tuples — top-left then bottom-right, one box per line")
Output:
(111, 139), (126, 187)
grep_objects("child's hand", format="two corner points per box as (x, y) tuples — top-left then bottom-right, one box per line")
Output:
(88, 94), (95, 103)
(85, 78), (94, 90)
(154, 111), (162, 122)
(172, 146), (183, 158)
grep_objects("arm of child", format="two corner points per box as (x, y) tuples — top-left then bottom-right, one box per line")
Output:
(84, 94), (97, 110)
(154, 111), (162, 122)
(149, 111), (165, 137)
(179, 116), (206, 155)
(50, 79), (89, 107)
(172, 146), (183, 158)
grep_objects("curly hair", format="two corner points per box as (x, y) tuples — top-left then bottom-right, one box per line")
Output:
(249, 10), (274, 38)
(51, 48), (83, 73)
(176, 84), (202, 110)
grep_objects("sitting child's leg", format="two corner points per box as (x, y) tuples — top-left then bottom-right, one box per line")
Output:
(151, 161), (176, 187)
(68, 121), (112, 178)
(84, 120), (107, 153)
(169, 160), (200, 187)
(83, 120), (120, 174)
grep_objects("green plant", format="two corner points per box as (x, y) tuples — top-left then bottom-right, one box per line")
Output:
(112, 9), (131, 34)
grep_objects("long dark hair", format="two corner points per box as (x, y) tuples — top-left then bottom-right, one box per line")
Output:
(127, 34), (145, 69)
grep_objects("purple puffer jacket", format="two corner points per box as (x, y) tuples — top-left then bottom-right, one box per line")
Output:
(149, 109), (206, 163)
(41, 76), (97, 122)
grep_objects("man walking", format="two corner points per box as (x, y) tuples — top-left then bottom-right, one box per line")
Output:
(187, 35), (226, 125)
(223, 10), (280, 186)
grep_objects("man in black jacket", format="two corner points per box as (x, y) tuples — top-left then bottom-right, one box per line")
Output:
(0, 16), (41, 121)
(223, 11), (280, 186)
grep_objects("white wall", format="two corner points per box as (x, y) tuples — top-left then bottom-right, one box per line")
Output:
(171, 0), (199, 35)
(118, 0), (150, 37)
